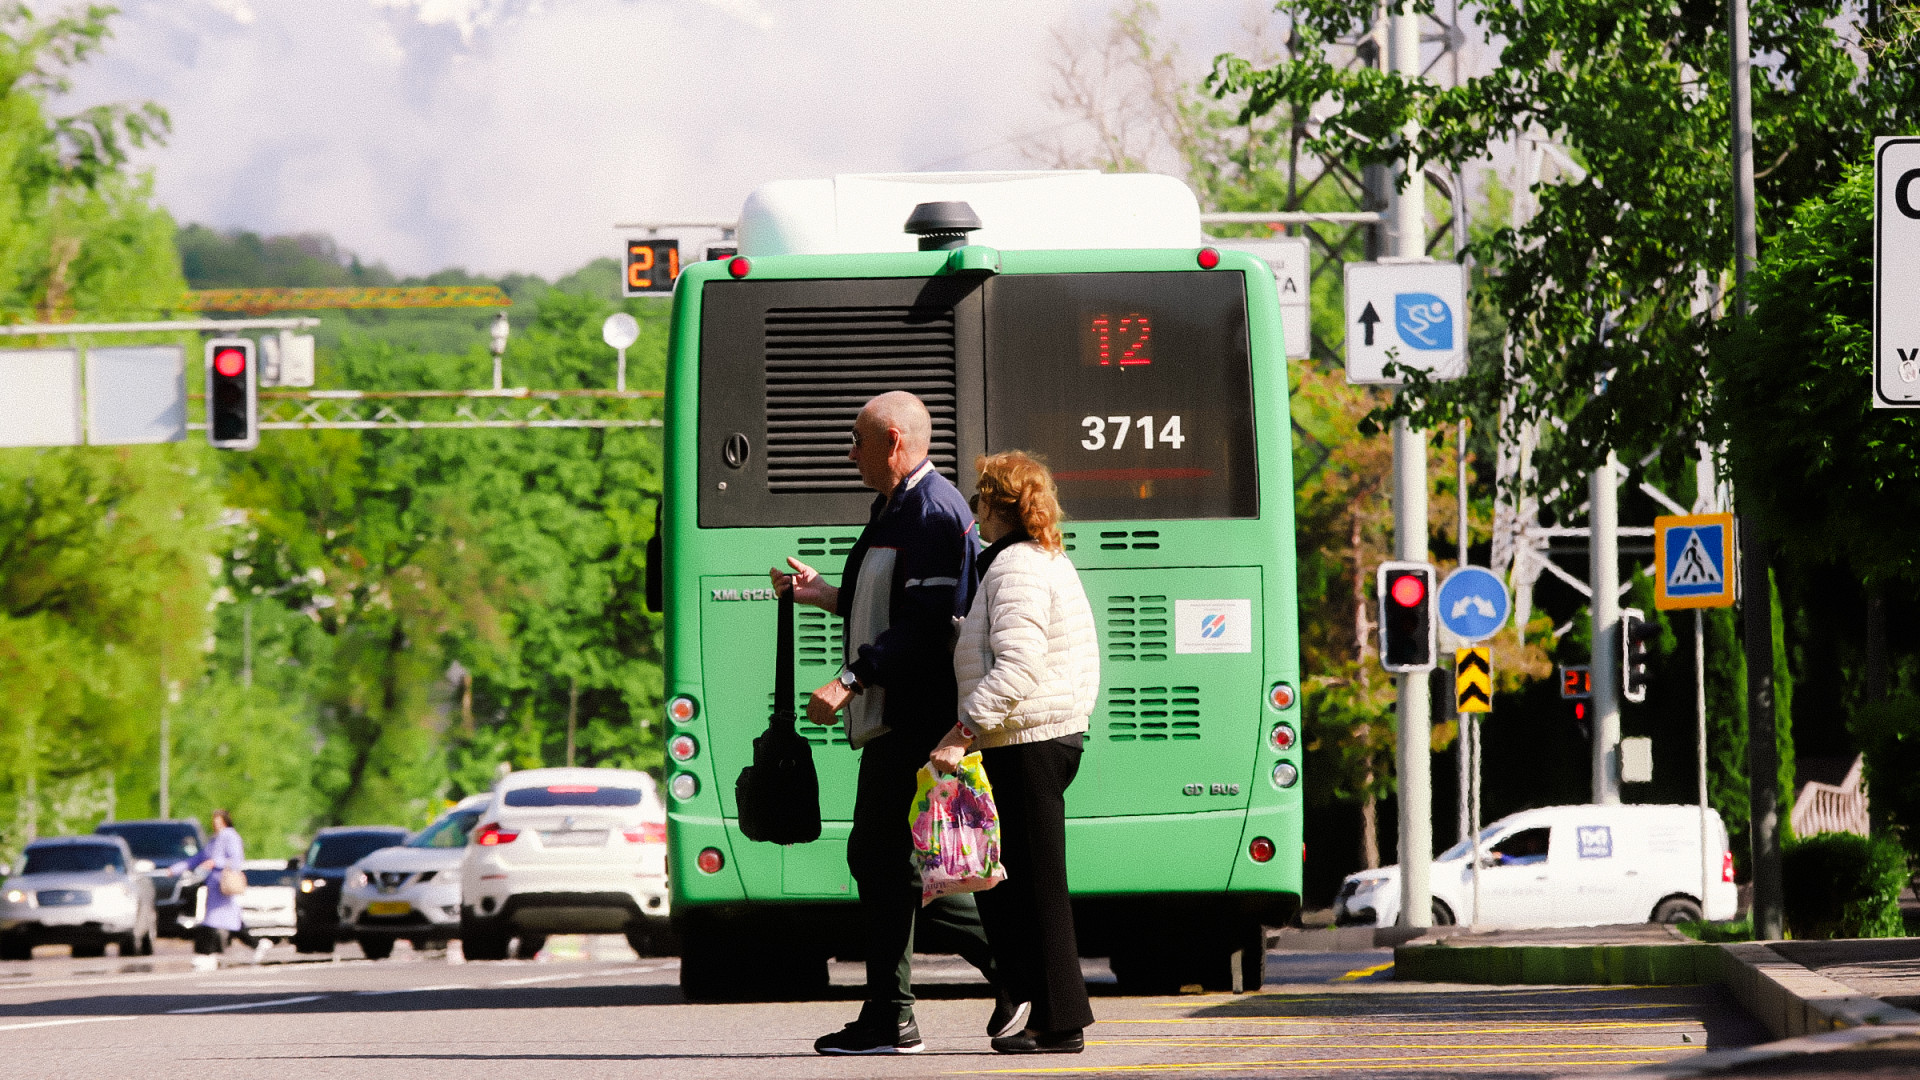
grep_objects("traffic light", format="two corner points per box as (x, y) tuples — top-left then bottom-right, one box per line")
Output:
(1376, 561), (1437, 672)
(205, 337), (257, 450)
(1621, 607), (1658, 703)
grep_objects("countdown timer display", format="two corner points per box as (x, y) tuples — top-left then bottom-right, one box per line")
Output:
(986, 272), (1257, 520)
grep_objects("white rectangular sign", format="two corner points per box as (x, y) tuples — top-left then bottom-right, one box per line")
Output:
(1875, 136), (1920, 408)
(1226, 237), (1311, 359)
(0, 349), (82, 447)
(1174, 599), (1252, 654)
(262, 332), (315, 388)
(1344, 260), (1470, 384)
(87, 346), (185, 445)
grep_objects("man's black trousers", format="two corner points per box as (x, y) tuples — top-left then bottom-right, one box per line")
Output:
(975, 734), (1095, 1033)
(846, 727), (994, 1024)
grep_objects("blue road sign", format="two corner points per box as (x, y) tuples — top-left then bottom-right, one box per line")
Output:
(1437, 566), (1510, 642)
(1394, 292), (1455, 350)
(1654, 513), (1736, 609)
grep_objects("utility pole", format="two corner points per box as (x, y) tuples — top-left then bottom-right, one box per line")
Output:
(1390, 0), (1433, 931)
(566, 677), (580, 768)
(1456, 419), (1472, 848)
(1590, 451), (1622, 804)
(1728, 0), (1782, 940)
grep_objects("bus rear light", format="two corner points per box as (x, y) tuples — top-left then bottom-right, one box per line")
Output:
(667, 695), (698, 724)
(624, 822), (668, 844)
(1268, 682), (1296, 711)
(1196, 247), (1221, 269)
(1268, 723), (1296, 753)
(727, 256), (751, 279)
(1270, 762), (1299, 789)
(1722, 851), (1735, 883)
(668, 734), (698, 762)
(1248, 837), (1275, 863)
(696, 847), (725, 874)
(474, 824), (519, 846)
(670, 773), (699, 800)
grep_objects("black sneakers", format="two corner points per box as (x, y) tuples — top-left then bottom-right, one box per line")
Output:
(814, 1016), (925, 1055)
(991, 1028), (1085, 1054)
(988, 997), (1031, 1039)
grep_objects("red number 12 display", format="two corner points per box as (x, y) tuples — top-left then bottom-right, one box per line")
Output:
(1089, 313), (1153, 366)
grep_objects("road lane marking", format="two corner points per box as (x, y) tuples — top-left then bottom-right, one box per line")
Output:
(952, 1045), (1694, 1073)
(0, 1016), (136, 1033)
(493, 964), (666, 986)
(355, 984), (474, 995)
(1335, 961), (1394, 981)
(168, 994), (327, 1014)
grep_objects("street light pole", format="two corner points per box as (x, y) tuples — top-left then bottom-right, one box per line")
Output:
(1590, 451), (1622, 804)
(1389, 0), (1433, 931)
(490, 312), (511, 392)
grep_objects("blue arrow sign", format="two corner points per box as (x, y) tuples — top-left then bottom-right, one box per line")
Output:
(1437, 566), (1510, 642)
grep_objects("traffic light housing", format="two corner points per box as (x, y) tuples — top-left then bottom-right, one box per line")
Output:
(205, 337), (257, 450)
(1376, 561), (1437, 672)
(1621, 607), (1657, 703)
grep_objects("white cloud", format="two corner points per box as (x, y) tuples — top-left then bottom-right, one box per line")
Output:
(63, 0), (1254, 278)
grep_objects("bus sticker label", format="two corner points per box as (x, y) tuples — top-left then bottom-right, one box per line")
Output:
(1175, 599), (1252, 654)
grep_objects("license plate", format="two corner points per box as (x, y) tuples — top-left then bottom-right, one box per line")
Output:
(540, 830), (607, 847)
(366, 900), (412, 916)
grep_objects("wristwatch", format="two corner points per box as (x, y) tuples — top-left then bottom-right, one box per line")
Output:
(837, 665), (863, 693)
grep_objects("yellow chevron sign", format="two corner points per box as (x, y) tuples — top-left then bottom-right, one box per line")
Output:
(1455, 647), (1492, 713)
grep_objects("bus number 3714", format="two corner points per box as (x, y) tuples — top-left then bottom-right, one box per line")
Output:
(1080, 414), (1186, 450)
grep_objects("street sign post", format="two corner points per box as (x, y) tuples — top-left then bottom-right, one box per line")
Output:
(1653, 513), (1737, 610)
(1874, 136), (1920, 408)
(1455, 647), (1492, 713)
(1343, 260), (1470, 384)
(1226, 237), (1311, 359)
(1436, 566), (1511, 643)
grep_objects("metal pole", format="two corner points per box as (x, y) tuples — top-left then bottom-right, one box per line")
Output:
(242, 601), (253, 689)
(1389, 0), (1432, 930)
(1456, 418), (1471, 848)
(566, 678), (579, 768)
(1590, 451), (1622, 804)
(1697, 609), (1711, 914)
(158, 647), (170, 820)
(617, 346), (627, 394)
(1470, 713), (1483, 926)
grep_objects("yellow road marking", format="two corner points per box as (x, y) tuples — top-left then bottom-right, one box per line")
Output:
(1091, 1041), (1696, 1051)
(952, 1045), (1690, 1074)
(1174, 984), (1659, 1005)
(955, 1059), (1676, 1074)
(1100, 1018), (1692, 1032)
(1335, 961), (1395, 981)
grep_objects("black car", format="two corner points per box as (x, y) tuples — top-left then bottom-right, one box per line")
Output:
(294, 826), (408, 953)
(94, 819), (207, 937)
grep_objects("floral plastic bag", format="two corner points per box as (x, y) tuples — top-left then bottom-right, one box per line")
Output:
(908, 753), (1006, 905)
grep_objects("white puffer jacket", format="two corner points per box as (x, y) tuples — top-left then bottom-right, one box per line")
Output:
(954, 540), (1100, 749)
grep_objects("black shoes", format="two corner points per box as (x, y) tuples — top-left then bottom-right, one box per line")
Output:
(991, 1027), (1085, 1054)
(814, 1016), (925, 1055)
(988, 997), (1031, 1038)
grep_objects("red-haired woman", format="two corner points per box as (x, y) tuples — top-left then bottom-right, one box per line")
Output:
(931, 450), (1100, 1054)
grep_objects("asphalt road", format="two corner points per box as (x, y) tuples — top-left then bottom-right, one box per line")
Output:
(0, 937), (1771, 1078)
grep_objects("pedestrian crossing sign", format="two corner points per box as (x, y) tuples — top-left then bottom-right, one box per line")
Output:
(1653, 513), (1736, 610)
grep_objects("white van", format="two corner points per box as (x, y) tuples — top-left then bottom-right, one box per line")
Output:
(1335, 803), (1738, 929)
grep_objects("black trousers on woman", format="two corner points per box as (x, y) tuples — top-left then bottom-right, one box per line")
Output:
(975, 733), (1094, 1034)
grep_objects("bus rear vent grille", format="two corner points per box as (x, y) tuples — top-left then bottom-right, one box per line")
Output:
(796, 535), (859, 558)
(764, 305), (958, 493)
(795, 608), (845, 669)
(1099, 530), (1161, 551)
(769, 691), (848, 747)
(1106, 685), (1201, 741)
(1104, 595), (1169, 661)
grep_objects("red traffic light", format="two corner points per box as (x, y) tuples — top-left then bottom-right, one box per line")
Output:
(213, 347), (246, 377)
(1390, 574), (1426, 607)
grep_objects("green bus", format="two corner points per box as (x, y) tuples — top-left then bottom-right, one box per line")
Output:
(652, 173), (1303, 999)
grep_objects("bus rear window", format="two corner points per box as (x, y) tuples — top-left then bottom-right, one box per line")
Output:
(984, 272), (1257, 520)
(503, 785), (646, 808)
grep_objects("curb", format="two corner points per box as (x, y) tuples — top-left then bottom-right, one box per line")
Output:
(1609, 1025), (1920, 1078)
(1712, 941), (1920, 1040)
(1393, 940), (1722, 985)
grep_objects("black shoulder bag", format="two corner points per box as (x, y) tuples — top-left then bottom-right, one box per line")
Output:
(734, 586), (822, 845)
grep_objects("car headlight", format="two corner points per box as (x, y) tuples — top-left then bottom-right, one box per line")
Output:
(300, 878), (320, 893)
(4, 888), (27, 905)
(348, 871), (369, 888)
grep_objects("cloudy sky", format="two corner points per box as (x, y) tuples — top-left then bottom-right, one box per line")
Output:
(61, 0), (1266, 279)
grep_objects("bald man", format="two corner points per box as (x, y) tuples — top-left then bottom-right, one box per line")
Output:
(772, 392), (1015, 1054)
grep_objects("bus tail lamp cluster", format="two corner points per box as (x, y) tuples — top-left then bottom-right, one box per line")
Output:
(727, 256), (751, 279)
(1248, 837), (1275, 863)
(668, 734), (699, 762)
(1268, 682), (1296, 711)
(474, 823), (519, 846)
(1196, 247), (1221, 269)
(623, 822), (668, 844)
(1268, 723), (1296, 753)
(670, 773), (699, 800)
(1270, 762), (1298, 789)
(696, 847), (725, 874)
(667, 695), (699, 724)
(1722, 851), (1736, 883)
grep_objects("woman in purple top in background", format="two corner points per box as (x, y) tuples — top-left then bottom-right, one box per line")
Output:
(173, 809), (244, 970)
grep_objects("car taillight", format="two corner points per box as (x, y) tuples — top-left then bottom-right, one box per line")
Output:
(624, 823), (668, 844)
(696, 847), (724, 874)
(1722, 851), (1735, 883)
(1248, 837), (1275, 863)
(474, 824), (519, 847)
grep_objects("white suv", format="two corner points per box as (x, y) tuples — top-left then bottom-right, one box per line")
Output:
(459, 767), (670, 960)
(340, 794), (490, 959)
